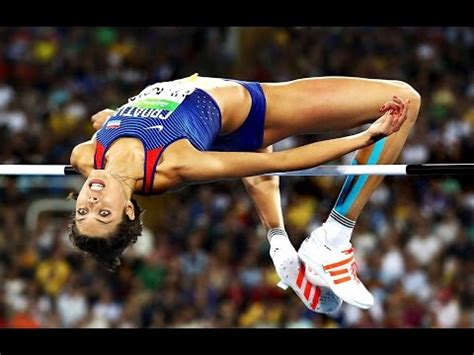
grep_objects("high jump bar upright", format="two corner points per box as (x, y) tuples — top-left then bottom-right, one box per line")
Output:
(0, 164), (473, 176)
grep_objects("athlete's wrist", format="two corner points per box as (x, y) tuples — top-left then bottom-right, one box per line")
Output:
(357, 130), (375, 147)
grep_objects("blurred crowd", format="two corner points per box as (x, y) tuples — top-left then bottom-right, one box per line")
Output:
(0, 27), (473, 328)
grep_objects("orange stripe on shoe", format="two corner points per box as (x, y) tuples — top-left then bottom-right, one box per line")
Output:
(329, 269), (348, 276)
(304, 280), (312, 299)
(296, 265), (305, 288)
(323, 256), (354, 271)
(342, 247), (354, 255)
(311, 286), (321, 310)
(333, 276), (352, 284)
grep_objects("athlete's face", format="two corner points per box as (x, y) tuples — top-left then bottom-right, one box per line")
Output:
(75, 170), (135, 237)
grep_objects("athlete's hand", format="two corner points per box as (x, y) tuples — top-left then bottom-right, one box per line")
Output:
(91, 109), (115, 131)
(378, 95), (411, 133)
(368, 96), (410, 141)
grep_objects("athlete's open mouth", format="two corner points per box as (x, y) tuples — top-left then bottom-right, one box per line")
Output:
(89, 179), (106, 191)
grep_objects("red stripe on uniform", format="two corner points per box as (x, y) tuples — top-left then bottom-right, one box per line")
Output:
(94, 142), (106, 169)
(143, 147), (163, 194)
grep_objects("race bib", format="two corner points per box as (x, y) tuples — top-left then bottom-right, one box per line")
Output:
(129, 81), (195, 110)
(114, 81), (196, 120)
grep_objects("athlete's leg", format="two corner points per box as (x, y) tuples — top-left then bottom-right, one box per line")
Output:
(243, 146), (342, 314)
(262, 76), (420, 222)
(261, 76), (420, 141)
(263, 77), (421, 230)
(261, 77), (421, 309)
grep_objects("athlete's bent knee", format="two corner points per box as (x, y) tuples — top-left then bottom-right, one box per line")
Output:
(389, 80), (421, 120)
(390, 80), (421, 100)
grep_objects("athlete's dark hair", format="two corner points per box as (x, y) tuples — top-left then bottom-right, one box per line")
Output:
(67, 193), (144, 271)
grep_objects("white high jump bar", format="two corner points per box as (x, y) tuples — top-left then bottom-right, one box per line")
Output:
(0, 164), (473, 176)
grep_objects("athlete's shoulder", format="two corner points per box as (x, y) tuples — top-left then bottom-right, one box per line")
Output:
(70, 140), (95, 176)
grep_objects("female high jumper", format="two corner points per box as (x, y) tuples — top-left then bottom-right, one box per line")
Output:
(69, 74), (420, 312)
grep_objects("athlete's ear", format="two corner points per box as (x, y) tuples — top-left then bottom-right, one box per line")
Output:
(125, 200), (135, 220)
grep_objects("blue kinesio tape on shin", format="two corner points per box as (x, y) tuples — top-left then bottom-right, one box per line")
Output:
(334, 137), (387, 217)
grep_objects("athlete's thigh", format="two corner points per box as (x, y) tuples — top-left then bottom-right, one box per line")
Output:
(261, 76), (412, 137)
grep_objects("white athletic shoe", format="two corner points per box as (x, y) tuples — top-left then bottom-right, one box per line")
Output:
(298, 226), (374, 309)
(271, 242), (342, 314)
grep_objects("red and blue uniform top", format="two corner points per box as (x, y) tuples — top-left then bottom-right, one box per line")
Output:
(94, 78), (266, 195)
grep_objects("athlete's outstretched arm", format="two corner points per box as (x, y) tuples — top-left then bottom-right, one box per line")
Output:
(242, 146), (284, 231)
(178, 102), (410, 183)
(181, 132), (369, 181)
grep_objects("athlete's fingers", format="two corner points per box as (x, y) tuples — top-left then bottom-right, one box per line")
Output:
(91, 109), (114, 130)
(92, 121), (101, 130)
(379, 101), (401, 113)
(385, 110), (396, 134)
(91, 109), (114, 120)
(392, 95), (405, 108)
(391, 99), (410, 132)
